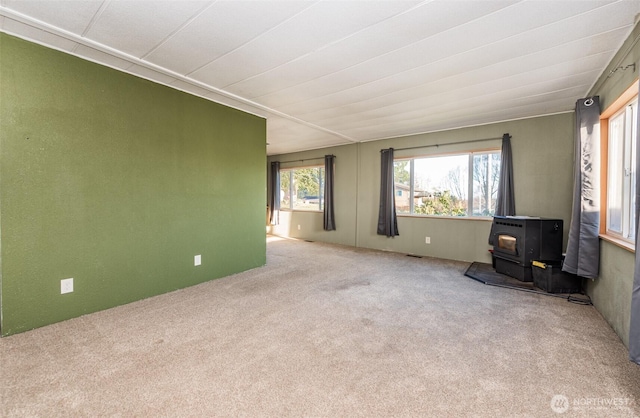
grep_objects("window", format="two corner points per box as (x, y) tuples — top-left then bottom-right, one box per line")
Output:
(394, 150), (501, 217)
(280, 166), (325, 211)
(603, 84), (638, 246)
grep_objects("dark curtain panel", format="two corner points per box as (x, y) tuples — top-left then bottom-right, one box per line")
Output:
(495, 134), (516, 216)
(324, 155), (336, 231)
(563, 97), (600, 279)
(488, 133), (515, 245)
(630, 78), (640, 365)
(377, 148), (399, 237)
(268, 161), (280, 225)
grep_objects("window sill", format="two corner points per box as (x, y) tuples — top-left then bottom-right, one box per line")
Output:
(397, 214), (493, 221)
(280, 209), (323, 213)
(599, 234), (635, 253)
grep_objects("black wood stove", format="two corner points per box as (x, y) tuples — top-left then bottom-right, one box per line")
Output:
(490, 216), (563, 282)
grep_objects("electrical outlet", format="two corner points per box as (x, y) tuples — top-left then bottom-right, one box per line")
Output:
(61, 278), (74, 294)
(194, 255), (201, 266)
(297, 224), (301, 230)
(425, 237), (431, 244)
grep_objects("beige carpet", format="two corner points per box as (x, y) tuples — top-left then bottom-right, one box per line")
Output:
(2, 236), (639, 417)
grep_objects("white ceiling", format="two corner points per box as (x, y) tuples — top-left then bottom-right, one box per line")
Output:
(1, 1), (639, 155)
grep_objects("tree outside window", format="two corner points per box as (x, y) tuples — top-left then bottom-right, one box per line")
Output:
(279, 166), (325, 211)
(394, 151), (501, 217)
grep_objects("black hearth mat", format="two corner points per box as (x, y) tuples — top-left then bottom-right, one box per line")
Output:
(465, 262), (534, 289)
(464, 262), (592, 304)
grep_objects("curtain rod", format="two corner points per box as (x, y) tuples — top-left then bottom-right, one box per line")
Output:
(590, 28), (640, 94)
(385, 135), (507, 153)
(277, 154), (335, 164)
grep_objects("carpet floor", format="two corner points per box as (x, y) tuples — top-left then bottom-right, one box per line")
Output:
(1, 236), (639, 417)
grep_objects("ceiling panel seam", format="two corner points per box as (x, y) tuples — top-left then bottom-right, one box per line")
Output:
(249, 1), (627, 108)
(184, 0), (319, 77)
(339, 83), (589, 130)
(305, 67), (603, 127)
(361, 110), (574, 144)
(70, 0), (110, 54)
(140, 1), (216, 60)
(221, 0), (431, 90)
(247, 0), (525, 103)
(291, 46), (616, 122)
(268, 22), (630, 114)
(80, 0), (110, 38)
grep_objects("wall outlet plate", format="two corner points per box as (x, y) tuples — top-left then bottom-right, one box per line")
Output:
(61, 278), (74, 294)
(194, 255), (201, 266)
(425, 237), (431, 244)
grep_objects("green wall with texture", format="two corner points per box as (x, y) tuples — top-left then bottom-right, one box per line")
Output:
(0, 34), (266, 336)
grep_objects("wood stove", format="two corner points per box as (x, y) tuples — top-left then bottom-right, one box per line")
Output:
(490, 216), (563, 282)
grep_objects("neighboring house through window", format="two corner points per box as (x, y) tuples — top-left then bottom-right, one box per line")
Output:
(394, 150), (501, 217)
(395, 183), (411, 213)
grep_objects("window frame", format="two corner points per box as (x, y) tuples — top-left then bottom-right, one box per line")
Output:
(600, 80), (639, 252)
(279, 165), (325, 212)
(394, 148), (502, 219)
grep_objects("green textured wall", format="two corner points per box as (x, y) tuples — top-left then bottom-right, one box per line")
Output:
(0, 34), (266, 336)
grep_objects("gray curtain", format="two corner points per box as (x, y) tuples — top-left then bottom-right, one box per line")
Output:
(268, 161), (280, 225)
(489, 133), (515, 245)
(377, 148), (399, 237)
(563, 97), (600, 279)
(324, 155), (336, 231)
(630, 78), (640, 365)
